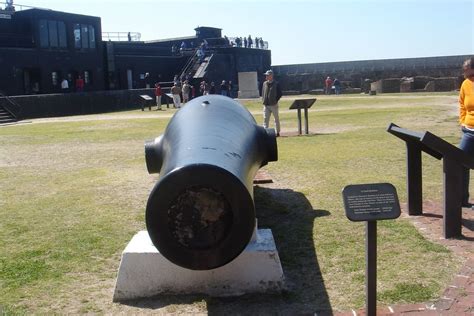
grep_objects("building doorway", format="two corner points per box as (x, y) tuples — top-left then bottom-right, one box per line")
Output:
(127, 69), (133, 89)
(23, 68), (41, 94)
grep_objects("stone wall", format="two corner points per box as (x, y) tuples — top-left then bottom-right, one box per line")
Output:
(0, 88), (168, 120)
(273, 55), (470, 94)
(370, 76), (460, 94)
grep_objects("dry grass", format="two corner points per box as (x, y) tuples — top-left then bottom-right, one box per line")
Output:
(0, 92), (466, 314)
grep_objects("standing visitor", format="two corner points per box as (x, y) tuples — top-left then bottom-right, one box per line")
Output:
(209, 82), (216, 94)
(75, 75), (84, 92)
(247, 35), (253, 48)
(154, 83), (162, 110)
(325, 76), (333, 95)
(459, 57), (474, 207)
(228, 80), (233, 98)
(333, 78), (341, 95)
(182, 80), (191, 104)
(61, 78), (69, 92)
(171, 83), (181, 108)
(220, 80), (228, 96)
(261, 70), (282, 137)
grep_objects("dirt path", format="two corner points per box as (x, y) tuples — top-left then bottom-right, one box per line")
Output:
(13, 94), (457, 125)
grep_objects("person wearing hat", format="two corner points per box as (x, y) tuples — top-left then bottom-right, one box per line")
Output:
(262, 69), (282, 136)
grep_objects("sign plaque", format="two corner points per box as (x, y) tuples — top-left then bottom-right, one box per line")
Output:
(342, 182), (401, 316)
(343, 183), (401, 222)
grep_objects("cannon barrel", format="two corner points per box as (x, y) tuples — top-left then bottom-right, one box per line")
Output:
(145, 95), (278, 270)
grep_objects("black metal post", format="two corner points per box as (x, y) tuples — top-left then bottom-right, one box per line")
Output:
(406, 142), (423, 215)
(297, 108), (302, 135)
(443, 157), (463, 238)
(304, 107), (309, 134)
(366, 221), (377, 316)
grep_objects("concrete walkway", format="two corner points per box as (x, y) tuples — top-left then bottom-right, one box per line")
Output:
(336, 201), (474, 315)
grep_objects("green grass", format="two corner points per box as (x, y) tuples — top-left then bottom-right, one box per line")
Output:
(0, 92), (465, 313)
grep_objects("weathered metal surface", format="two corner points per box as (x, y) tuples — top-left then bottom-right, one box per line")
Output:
(145, 95), (278, 270)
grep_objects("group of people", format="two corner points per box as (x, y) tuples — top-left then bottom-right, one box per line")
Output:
(151, 77), (235, 110)
(60, 75), (84, 92)
(198, 80), (234, 97)
(152, 70), (283, 139)
(324, 76), (342, 95)
(232, 35), (264, 49)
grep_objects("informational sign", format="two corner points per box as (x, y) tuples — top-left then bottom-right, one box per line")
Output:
(289, 98), (316, 110)
(139, 94), (153, 101)
(342, 183), (401, 222)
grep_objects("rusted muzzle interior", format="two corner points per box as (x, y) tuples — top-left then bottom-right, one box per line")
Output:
(167, 186), (233, 250)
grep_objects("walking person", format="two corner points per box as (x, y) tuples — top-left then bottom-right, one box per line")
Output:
(333, 78), (341, 95)
(459, 57), (474, 207)
(228, 80), (233, 98)
(61, 78), (69, 92)
(75, 75), (84, 92)
(325, 76), (333, 95)
(209, 82), (216, 94)
(171, 83), (181, 108)
(154, 83), (163, 110)
(262, 70), (282, 137)
(182, 80), (191, 104)
(220, 80), (228, 96)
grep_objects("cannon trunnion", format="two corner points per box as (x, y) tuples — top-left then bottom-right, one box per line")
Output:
(145, 95), (278, 270)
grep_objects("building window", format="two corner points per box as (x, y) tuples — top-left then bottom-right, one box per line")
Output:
(39, 20), (67, 49)
(74, 24), (81, 49)
(73, 23), (96, 50)
(84, 71), (91, 84)
(39, 20), (49, 48)
(58, 22), (67, 48)
(51, 72), (59, 86)
(88, 25), (96, 49)
(48, 20), (58, 47)
(81, 24), (89, 49)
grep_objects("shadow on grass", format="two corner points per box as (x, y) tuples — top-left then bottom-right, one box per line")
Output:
(204, 186), (333, 314)
(120, 186), (333, 314)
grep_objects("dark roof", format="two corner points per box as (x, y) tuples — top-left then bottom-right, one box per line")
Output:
(194, 26), (222, 31)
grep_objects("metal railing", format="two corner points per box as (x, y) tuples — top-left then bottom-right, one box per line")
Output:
(0, 91), (21, 119)
(179, 49), (199, 79)
(0, 1), (51, 11)
(102, 32), (141, 42)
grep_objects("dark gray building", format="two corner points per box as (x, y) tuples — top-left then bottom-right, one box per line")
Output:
(0, 7), (104, 95)
(0, 4), (272, 97)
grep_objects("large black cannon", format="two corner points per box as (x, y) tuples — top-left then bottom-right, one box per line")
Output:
(145, 95), (278, 270)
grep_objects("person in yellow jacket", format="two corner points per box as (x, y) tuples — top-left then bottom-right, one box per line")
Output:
(459, 57), (474, 207)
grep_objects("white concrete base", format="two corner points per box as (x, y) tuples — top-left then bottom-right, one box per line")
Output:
(238, 71), (260, 99)
(238, 90), (260, 98)
(113, 229), (285, 301)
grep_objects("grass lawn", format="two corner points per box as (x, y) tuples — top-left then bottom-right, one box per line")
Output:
(0, 92), (465, 313)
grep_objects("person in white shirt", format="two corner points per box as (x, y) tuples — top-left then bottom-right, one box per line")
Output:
(61, 78), (69, 92)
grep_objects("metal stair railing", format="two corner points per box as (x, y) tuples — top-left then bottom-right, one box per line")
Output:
(0, 91), (21, 119)
(179, 49), (199, 80)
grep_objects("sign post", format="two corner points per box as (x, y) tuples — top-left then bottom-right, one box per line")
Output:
(342, 183), (401, 316)
(289, 98), (316, 135)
